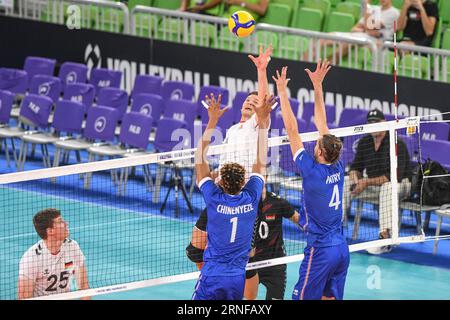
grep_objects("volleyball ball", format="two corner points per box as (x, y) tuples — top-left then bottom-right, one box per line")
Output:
(228, 11), (256, 38)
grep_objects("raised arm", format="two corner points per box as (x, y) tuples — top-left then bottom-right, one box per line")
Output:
(248, 44), (273, 123)
(195, 94), (228, 184)
(252, 95), (273, 176)
(77, 265), (91, 300)
(18, 277), (34, 300)
(304, 60), (332, 136)
(272, 67), (304, 156)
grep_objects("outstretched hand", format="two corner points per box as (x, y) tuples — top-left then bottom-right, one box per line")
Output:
(248, 44), (273, 71)
(254, 94), (275, 120)
(305, 59), (331, 87)
(205, 93), (228, 123)
(272, 66), (290, 90)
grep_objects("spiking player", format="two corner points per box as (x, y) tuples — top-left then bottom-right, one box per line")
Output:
(192, 93), (272, 300)
(272, 61), (350, 300)
(18, 208), (90, 299)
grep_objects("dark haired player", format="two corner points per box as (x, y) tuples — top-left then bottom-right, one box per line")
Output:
(187, 185), (301, 300)
(192, 93), (272, 300)
(273, 60), (350, 300)
(18, 208), (90, 299)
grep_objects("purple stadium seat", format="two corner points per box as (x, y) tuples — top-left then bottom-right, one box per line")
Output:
(132, 74), (164, 98)
(23, 56), (56, 86)
(0, 68), (28, 95)
(130, 93), (164, 126)
(421, 139), (450, 171)
(29, 75), (62, 103)
(279, 144), (300, 175)
(338, 108), (368, 127)
(84, 105), (120, 141)
(164, 99), (197, 128)
(271, 116), (306, 137)
(52, 100), (86, 135)
(271, 97), (300, 126)
(63, 83), (96, 109)
(161, 81), (195, 101)
(58, 62), (88, 90)
(97, 87), (129, 119)
(0, 90), (15, 123)
(19, 94), (53, 128)
(119, 112), (153, 150)
(301, 102), (336, 127)
(197, 85), (229, 115)
(89, 68), (122, 93)
(420, 122), (449, 141)
(153, 117), (188, 152)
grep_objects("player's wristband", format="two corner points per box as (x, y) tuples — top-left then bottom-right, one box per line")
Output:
(186, 242), (204, 263)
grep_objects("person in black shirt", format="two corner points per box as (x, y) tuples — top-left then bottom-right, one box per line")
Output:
(186, 185), (300, 300)
(398, 0), (439, 47)
(342, 109), (412, 254)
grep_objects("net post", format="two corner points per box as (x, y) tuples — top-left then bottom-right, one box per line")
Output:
(389, 123), (399, 244)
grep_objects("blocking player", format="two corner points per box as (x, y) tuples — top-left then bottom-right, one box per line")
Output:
(18, 208), (90, 299)
(187, 185), (301, 300)
(272, 61), (350, 300)
(192, 93), (271, 300)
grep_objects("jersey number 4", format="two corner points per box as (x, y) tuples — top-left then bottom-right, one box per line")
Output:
(329, 185), (341, 210)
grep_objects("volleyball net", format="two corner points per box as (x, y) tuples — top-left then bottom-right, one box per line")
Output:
(0, 117), (425, 300)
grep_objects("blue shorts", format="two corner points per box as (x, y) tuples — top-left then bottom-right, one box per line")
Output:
(192, 274), (246, 300)
(292, 243), (350, 300)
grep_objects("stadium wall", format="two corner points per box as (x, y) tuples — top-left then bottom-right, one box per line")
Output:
(1, 15), (449, 121)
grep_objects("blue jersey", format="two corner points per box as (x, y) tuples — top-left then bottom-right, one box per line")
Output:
(294, 148), (346, 247)
(198, 174), (264, 276)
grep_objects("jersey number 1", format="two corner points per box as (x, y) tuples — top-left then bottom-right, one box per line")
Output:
(230, 217), (238, 243)
(329, 185), (341, 210)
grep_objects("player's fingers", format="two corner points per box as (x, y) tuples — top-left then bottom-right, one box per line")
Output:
(248, 55), (256, 62)
(317, 58), (322, 70)
(259, 44), (263, 56)
(217, 94), (222, 105)
(276, 70), (281, 79)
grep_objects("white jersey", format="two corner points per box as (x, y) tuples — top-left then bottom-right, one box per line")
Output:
(19, 239), (86, 298)
(219, 115), (260, 177)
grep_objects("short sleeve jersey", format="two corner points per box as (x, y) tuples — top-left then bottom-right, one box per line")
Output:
(198, 174), (264, 276)
(294, 149), (346, 247)
(19, 239), (86, 297)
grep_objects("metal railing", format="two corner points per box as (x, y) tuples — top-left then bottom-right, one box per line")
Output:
(4, 0), (129, 33)
(131, 6), (379, 72)
(381, 41), (450, 82)
(3, 0), (450, 82)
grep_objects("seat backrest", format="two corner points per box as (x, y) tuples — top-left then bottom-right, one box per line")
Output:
(259, 3), (292, 26)
(0, 90), (15, 123)
(119, 111), (153, 149)
(97, 87), (129, 119)
(335, 2), (361, 21)
(19, 94), (54, 128)
(325, 11), (355, 33)
(271, 116), (306, 136)
(0, 68), (28, 95)
(131, 93), (164, 126)
(197, 85), (229, 115)
(63, 83), (96, 109)
(58, 62), (88, 89)
(152, 0), (181, 10)
(291, 7), (323, 31)
(132, 74), (164, 97)
(52, 100), (86, 134)
(153, 117), (188, 152)
(420, 122), (450, 141)
(29, 75), (62, 103)
(271, 97), (300, 126)
(338, 108), (368, 127)
(443, 28), (450, 50)
(164, 99), (197, 127)
(84, 105), (120, 141)
(161, 80), (195, 101)
(23, 56), (56, 86)
(89, 68), (122, 93)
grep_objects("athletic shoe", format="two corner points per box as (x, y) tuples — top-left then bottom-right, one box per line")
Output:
(366, 245), (392, 255)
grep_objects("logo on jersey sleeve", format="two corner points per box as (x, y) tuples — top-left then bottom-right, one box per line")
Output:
(64, 261), (74, 269)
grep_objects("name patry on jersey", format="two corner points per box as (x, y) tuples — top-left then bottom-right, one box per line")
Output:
(19, 239), (85, 297)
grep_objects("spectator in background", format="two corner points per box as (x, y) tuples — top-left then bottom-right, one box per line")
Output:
(180, 0), (269, 20)
(309, 0), (399, 61)
(342, 109), (412, 255)
(397, 0), (439, 47)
